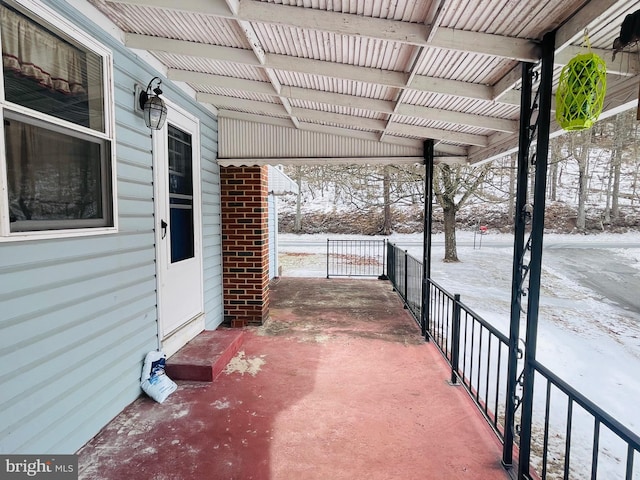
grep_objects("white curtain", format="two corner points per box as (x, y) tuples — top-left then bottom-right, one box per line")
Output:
(5, 118), (100, 223)
(1, 5), (86, 95)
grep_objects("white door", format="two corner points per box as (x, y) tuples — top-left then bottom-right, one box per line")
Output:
(153, 105), (204, 353)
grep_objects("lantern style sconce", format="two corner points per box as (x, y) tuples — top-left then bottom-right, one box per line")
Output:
(138, 77), (167, 130)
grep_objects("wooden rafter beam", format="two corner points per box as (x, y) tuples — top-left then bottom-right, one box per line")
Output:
(126, 34), (513, 106)
(169, 68), (515, 133)
(110, 0), (540, 61)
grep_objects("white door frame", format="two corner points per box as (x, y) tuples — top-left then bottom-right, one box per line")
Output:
(152, 100), (204, 357)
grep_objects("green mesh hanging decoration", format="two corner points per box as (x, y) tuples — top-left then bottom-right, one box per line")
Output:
(556, 34), (606, 131)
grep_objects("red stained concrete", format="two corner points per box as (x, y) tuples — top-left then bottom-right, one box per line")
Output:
(78, 278), (510, 480)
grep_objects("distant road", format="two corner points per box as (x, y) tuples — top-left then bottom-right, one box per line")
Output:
(545, 248), (640, 313)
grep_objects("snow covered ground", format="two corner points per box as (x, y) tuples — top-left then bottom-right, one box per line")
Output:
(278, 230), (640, 478)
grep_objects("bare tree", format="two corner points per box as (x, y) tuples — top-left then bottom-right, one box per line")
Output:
(381, 165), (392, 235)
(433, 162), (491, 262)
(569, 129), (592, 231)
(508, 153), (516, 218)
(611, 111), (634, 219)
(294, 166), (303, 233)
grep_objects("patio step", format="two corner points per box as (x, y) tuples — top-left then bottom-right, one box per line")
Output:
(165, 329), (245, 382)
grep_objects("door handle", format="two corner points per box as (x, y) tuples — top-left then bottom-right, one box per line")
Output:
(161, 219), (168, 239)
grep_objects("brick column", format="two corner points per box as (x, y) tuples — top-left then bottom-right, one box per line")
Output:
(220, 166), (270, 327)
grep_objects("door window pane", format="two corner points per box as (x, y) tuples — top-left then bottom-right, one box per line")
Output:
(168, 125), (194, 263)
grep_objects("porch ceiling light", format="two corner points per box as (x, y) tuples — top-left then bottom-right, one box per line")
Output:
(139, 76), (167, 130)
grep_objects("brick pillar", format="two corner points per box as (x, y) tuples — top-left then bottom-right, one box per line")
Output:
(220, 166), (270, 327)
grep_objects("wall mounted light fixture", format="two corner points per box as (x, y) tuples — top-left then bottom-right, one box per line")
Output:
(138, 77), (167, 130)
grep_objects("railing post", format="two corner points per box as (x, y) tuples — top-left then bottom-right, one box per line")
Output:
(388, 243), (395, 286)
(378, 239), (388, 280)
(326, 238), (330, 279)
(518, 29), (555, 480)
(504, 60), (535, 469)
(422, 278), (430, 340)
(422, 139), (434, 342)
(403, 250), (408, 306)
(450, 294), (461, 385)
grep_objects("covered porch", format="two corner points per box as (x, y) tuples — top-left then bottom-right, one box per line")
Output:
(78, 277), (508, 479)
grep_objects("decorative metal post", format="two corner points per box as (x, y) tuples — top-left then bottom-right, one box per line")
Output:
(450, 294), (461, 385)
(421, 140), (434, 340)
(503, 61), (535, 468)
(518, 30), (556, 480)
(404, 250), (409, 306)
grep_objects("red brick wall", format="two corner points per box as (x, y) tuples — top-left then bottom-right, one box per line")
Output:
(220, 166), (270, 327)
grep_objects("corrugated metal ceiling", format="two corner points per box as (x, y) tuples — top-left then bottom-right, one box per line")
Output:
(88, 0), (640, 164)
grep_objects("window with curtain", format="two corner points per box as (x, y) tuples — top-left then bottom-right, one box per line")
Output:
(0, 1), (113, 235)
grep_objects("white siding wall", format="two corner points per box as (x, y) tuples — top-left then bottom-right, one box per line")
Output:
(0, 0), (222, 454)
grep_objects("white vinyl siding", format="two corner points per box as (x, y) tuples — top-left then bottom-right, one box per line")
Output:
(0, 0), (117, 239)
(0, 0), (222, 454)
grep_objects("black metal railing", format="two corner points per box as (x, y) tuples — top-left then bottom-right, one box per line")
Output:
(427, 277), (510, 441)
(386, 241), (640, 479)
(387, 243), (422, 325)
(529, 361), (640, 479)
(326, 239), (386, 278)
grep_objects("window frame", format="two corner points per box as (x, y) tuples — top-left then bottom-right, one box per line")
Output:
(0, 0), (117, 241)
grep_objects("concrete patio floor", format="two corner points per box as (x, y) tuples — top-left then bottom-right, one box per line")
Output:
(77, 278), (510, 480)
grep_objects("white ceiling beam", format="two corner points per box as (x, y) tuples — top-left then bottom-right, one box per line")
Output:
(204, 89), (504, 138)
(493, 67), (522, 102)
(296, 121), (396, 143)
(169, 69), (396, 114)
(207, 92), (485, 147)
(282, 86), (396, 115)
(171, 65), (515, 133)
(112, 0), (539, 61)
(238, 0), (426, 45)
(291, 108), (388, 131)
(124, 33), (260, 65)
(265, 54), (409, 88)
(197, 93), (288, 116)
(386, 123), (488, 147)
(467, 131), (518, 165)
(379, 135), (425, 150)
(107, 0), (233, 17)
(218, 109), (296, 129)
(211, 93), (386, 136)
(127, 33), (408, 87)
(432, 143), (468, 157)
(168, 70), (276, 95)
(127, 34), (518, 105)
(554, 0), (621, 51)
(428, 28), (539, 62)
(409, 75), (493, 101)
(395, 104), (517, 133)
(238, 0), (539, 61)
(497, 90), (521, 106)
(555, 46), (639, 76)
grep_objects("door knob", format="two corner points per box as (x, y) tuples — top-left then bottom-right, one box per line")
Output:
(161, 219), (168, 239)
